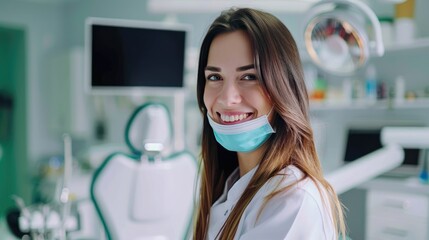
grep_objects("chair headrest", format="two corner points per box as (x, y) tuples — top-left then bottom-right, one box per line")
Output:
(124, 103), (172, 157)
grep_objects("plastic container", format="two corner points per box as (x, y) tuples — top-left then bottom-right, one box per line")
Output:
(365, 65), (377, 102)
(419, 150), (429, 184)
(395, 18), (416, 44)
(342, 78), (353, 103)
(395, 75), (405, 103)
(394, 0), (416, 44)
(379, 17), (394, 47)
(395, 0), (415, 19)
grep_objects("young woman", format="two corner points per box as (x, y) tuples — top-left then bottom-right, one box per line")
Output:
(194, 8), (346, 240)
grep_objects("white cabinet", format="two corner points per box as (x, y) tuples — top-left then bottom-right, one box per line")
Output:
(366, 188), (429, 240)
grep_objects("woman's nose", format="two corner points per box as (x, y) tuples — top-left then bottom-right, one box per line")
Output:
(217, 81), (241, 107)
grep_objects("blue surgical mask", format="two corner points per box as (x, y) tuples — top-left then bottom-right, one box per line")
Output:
(207, 110), (275, 152)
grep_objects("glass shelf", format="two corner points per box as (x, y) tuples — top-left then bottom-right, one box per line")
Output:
(310, 98), (429, 111)
(384, 38), (429, 53)
(301, 37), (429, 60)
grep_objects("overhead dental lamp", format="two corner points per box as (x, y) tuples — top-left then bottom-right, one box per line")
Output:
(304, 0), (385, 76)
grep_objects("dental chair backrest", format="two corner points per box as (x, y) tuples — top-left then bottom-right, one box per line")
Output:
(91, 103), (198, 240)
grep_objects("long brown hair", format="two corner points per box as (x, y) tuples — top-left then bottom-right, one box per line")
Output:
(194, 8), (346, 240)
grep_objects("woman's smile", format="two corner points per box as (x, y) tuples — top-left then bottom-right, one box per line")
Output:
(217, 111), (254, 124)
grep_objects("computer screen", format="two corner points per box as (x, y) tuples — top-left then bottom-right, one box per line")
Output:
(85, 18), (188, 94)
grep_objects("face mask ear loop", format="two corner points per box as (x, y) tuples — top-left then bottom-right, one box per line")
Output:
(266, 107), (275, 117)
(266, 106), (276, 133)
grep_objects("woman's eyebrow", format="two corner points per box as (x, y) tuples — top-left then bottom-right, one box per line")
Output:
(205, 64), (254, 72)
(205, 66), (221, 72)
(236, 64), (255, 72)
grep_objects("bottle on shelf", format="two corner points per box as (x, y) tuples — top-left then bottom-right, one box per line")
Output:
(379, 17), (394, 48)
(365, 64), (377, 102)
(394, 0), (416, 45)
(342, 78), (353, 103)
(394, 75), (405, 103)
(310, 74), (327, 101)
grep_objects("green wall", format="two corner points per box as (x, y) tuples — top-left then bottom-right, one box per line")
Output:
(0, 26), (28, 215)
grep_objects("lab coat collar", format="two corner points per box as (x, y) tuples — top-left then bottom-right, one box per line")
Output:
(214, 165), (259, 207)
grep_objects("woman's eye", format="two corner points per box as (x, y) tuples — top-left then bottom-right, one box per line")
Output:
(242, 74), (257, 81)
(206, 74), (222, 81)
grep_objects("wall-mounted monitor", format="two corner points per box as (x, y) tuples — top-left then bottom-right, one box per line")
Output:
(85, 18), (188, 95)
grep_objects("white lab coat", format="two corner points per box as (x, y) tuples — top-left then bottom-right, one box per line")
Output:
(207, 165), (336, 240)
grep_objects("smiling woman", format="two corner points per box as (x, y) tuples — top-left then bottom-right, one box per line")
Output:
(204, 31), (272, 124)
(203, 30), (274, 171)
(194, 8), (346, 240)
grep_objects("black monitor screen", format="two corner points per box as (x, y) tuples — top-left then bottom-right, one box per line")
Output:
(90, 24), (186, 88)
(344, 129), (420, 166)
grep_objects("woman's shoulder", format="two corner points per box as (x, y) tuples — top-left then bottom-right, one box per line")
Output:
(241, 165), (335, 239)
(260, 165), (331, 216)
(266, 165), (322, 195)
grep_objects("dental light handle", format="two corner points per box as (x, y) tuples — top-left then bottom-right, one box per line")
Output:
(60, 134), (73, 240)
(311, 0), (384, 56)
(61, 134), (72, 196)
(11, 195), (31, 218)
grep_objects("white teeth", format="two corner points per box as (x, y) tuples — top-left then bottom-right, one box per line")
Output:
(221, 113), (249, 122)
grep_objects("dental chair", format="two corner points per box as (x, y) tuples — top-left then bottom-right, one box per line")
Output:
(91, 103), (198, 240)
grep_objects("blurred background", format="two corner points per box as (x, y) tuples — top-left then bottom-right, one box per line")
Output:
(1, 0), (429, 239)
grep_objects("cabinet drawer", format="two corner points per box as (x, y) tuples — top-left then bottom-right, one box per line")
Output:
(366, 215), (427, 240)
(367, 190), (428, 218)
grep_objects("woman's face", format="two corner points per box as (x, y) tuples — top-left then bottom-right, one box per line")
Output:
(203, 30), (272, 125)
